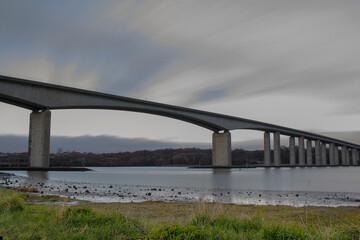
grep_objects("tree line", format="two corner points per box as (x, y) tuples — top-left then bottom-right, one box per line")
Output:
(0, 148), (265, 167)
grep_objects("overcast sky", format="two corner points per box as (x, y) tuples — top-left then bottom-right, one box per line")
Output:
(1, 0), (360, 152)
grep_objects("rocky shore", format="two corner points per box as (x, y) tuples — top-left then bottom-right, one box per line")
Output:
(1, 172), (360, 207)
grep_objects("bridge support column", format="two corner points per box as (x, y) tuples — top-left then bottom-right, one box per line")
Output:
(356, 149), (359, 165)
(352, 149), (358, 165)
(264, 132), (271, 166)
(306, 140), (312, 165)
(298, 137), (305, 166)
(29, 110), (51, 167)
(329, 143), (335, 166)
(273, 132), (281, 166)
(289, 136), (296, 166)
(321, 143), (327, 165)
(212, 131), (231, 167)
(341, 147), (347, 165)
(315, 140), (321, 166)
(346, 148), (350, 165)
(334, 146), (339, 165)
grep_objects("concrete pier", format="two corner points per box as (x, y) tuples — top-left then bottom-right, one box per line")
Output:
(273, 132), (281, 166)
(29, 110), (51, 167)
(321, 143), (327, 165)
(298, 137), (305, 166)
(334, 146), (339, 165)
(346, 148), (350, 165)
(212, 131), (231, 167)
(306, 140), (312, 165)
(289, 136), (296, 166)
(264, 132), (271, 166)
(352, 149), (358, 165)
(329, 143), (335, 166)
(315, 140), (321, 166)
(341, 147), (347, 165)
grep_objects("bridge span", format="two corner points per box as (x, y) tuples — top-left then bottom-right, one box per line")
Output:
(0, 75), (359, 167)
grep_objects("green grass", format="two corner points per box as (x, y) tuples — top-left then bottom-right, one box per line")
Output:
(1, 187), (360, 239)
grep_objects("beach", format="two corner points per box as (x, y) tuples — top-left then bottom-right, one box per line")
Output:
(1, 171), (360, 207)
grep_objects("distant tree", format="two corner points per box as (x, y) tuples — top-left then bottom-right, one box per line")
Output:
(56, 148), (63, 154)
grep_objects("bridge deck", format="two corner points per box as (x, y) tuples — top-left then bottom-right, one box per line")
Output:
(0, 74), (359, 149)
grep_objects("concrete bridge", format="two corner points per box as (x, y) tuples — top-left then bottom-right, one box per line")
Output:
(1, 75), (359, 167)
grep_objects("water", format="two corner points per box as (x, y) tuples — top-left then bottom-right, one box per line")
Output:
(6, 166), (360, 193)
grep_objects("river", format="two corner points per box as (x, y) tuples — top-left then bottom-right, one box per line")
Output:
(1, 166), (360, 206)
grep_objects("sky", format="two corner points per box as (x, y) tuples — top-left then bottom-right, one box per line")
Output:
(1, 0), (360, 152)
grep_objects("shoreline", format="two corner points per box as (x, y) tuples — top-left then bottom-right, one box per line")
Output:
(0, 166), (92, 171)
(1, 172), (360, 207)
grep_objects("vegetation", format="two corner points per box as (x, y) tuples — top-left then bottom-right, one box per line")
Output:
(1, 187), (360, 239)
(1, 148), (265, 167)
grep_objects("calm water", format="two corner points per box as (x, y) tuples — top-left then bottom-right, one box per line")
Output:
(7, 166), (360, 193)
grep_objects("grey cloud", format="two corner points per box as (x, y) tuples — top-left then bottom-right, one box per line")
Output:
(2, 130), (358, 154)
(129, 0), (360, 111)
(0, 134), (263, 153)
(319, 131), (360, 146)
(195, 88), (229, 103)
(0, 0), (178, 95)
(0, 135), (209, 153)
(1, 0), (360, 115)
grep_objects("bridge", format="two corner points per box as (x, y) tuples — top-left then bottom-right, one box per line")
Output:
(0, 75), (359, 167)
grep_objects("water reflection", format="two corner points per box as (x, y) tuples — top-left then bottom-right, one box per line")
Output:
(212, 168), (231, 174)
(208, 168), (233, 202)
(27, 171), (48, 181)
(211, 168), (231, 189)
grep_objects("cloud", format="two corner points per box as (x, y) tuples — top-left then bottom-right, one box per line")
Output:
(0, 0), (360, 146)
(1, 0), (360, 108)
(109, 0), (360, 110)
(319, 131), (360, 146)
(0, 0), (178, 95)
(0, 134), (267, 153)
(0, 135), (211, 153)
(1, 130), (359, 153)
(0, 56), (100, 90)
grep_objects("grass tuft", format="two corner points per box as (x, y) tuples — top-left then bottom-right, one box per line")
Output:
(0, 188), (25, 212)
(263, 224), (308, 240)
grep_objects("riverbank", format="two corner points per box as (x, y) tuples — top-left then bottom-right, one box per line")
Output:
(1, 187), (359, 239)
(1, 171), (360, 207)
(0, 166), (92, 171)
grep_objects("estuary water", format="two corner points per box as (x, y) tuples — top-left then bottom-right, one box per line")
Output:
(2, 166), (360, 206)
(6, 166), (360, 193)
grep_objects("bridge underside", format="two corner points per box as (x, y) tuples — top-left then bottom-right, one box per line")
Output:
(1, 75), (359, 167)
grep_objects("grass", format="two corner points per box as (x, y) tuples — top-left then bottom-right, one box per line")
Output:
(0, 187), (360, 239)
